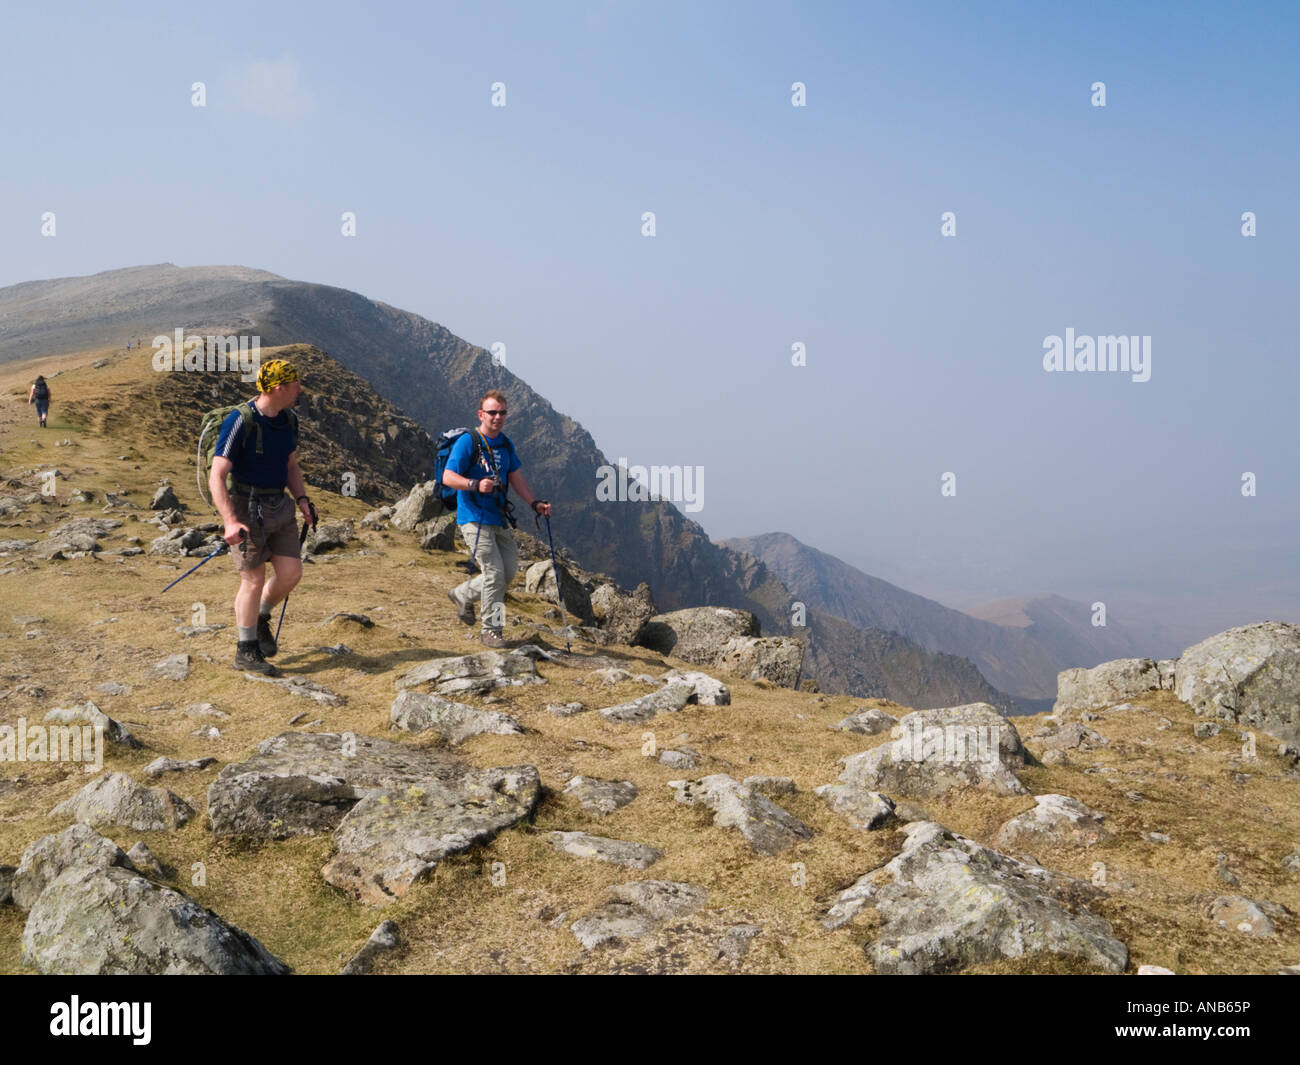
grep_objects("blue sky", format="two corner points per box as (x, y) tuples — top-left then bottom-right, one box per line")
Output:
(2, 1), (1297, 640)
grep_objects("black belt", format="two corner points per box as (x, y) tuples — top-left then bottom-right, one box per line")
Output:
(233, 482), (286, 498)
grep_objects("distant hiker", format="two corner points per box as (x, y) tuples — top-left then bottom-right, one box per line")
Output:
(209, 358), (316, 675)
(28, 376), (50, 427)
(443, 390), (550, 648)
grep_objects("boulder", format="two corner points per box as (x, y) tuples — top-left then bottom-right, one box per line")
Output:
(590, 582), (655, 645)
(815, 785), (897, 830)
(545, 831), (662, 869)
(716, 636), (805, 688)
(598, 683), (695, 724)
(143, 756), (217, 779)
(43, 701), (140, 749)
(1206, 895), (1282, 937)
(823, 821), (1128, 974)
(835, 703), (1028, 799)
(1156, 659), (1177, 690)
(207, 731), (493, 838)
(322, 766), (540, 905)
(525, 560), (594, 623)
(418, 513), (457, 552)
(307, 521), (354, 553)
(389, 691), (523, 745)
(1054, 658), (1161, 716)
(50, 772), (195, 831)
(22, 865), (290, 974)
(150, 485), (181, 510)
(996, 794), (1112, 849)
(1174, 622), (1300, 745)
(126, 841), (165, 878)
(668, 774), (813, 855)
(636, 607), (760, 663)
(390, 481), (441, 531)
(11, 824), (135, 910)
(661, 669), (731, 706)
(395, 650), (544, 696)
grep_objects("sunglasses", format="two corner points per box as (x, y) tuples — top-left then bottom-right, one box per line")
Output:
(481, 409), (507, 417)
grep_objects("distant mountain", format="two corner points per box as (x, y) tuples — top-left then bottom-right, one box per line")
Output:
(1, 264), (1027, 713)
(721, 532), (1149, 700)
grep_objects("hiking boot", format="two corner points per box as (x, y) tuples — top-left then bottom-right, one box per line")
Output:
(235, 639), (281, 676)
(256, 615), (278, 657)
(448, 588), (475, 626)
(480, 629), (507, 649)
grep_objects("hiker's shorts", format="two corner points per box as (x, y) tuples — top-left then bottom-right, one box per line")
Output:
(34, 401), (48, 418)
(230, 492), (299, 572)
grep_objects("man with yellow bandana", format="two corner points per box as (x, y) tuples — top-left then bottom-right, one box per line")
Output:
(210, 358), (316, 675)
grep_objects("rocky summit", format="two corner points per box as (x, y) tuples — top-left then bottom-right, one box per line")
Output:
(0, 341), (1297, 976)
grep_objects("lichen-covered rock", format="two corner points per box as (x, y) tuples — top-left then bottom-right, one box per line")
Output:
(598, 683), (694, 723)
(823, 821), (1127, 974)
(571, 881), (708, 950)
(389, 691), (523, 744)
(11, 824), (135, 910)
(661, 669), (731, 706)
(815, 785), (896, 830)
(836, 703), (1027, 799)
(50, 772), (195, 832)
(996, 794), (1112, 849)
(546, 831), (662, 869)
(636, 607), (760, 663)
(564, 776), (637, 815)
(1174, 623), (1300, 745)
(395, 649), (544, 696)
(590, 581), (655, 645)
(22, 865), (290, 974)
(716, 636), (804, 689)
(525, 560), (594, 624)
(1055, 658), (1161, 715)
(390, 481), (441, 531)
(668, 774), (812, 855)
(43, 700), (140, 749)
(322, 766), (540, 905)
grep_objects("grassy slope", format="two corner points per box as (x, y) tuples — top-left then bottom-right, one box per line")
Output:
(0, 346), (1297, 974)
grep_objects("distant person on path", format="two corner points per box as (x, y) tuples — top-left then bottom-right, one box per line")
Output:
(210, 358), (316, 675)
(444, 390), (550, 648)
(28, 376), (50, 427)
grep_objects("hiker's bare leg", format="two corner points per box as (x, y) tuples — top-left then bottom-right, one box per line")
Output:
(262, 554), (303, 607)
(236, 567), (266, 628)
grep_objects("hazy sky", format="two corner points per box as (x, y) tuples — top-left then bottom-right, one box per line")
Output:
(2, 1), (1296, 636)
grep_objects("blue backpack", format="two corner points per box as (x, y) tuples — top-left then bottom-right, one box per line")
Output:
(434, 428), (516, 514)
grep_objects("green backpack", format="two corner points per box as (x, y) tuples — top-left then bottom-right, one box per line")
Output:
(196, 400), (298, 508)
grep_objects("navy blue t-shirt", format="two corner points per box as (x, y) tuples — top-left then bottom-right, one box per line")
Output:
(214, 400), (298, 489)
(448, 430), (521, 526)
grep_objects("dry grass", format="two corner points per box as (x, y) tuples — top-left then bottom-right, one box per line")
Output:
(0, 347), (1297, 974)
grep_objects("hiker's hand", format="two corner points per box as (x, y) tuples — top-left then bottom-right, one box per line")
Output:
(298, 498), (317, 524)
(223, 522), (250, 547)
(474, 478), (490, 493)
(532, 500), (552, 518)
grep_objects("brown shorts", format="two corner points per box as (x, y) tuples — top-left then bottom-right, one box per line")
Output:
(230, 492), (301, 571)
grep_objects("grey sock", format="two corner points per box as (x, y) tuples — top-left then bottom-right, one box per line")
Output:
(259, 602), (272, 619)
(239, 626), (257, 642)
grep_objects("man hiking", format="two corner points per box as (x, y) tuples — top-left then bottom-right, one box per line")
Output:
(444, 390), (551, 648)
(28, 376), (50, 427)
(210, 358), (316, 675)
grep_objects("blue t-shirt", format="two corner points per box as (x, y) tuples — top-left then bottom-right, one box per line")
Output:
(215, 400), (299, 490)
(448, 430), (521, 526)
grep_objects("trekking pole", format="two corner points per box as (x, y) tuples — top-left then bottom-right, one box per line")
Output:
(536, 509), (570, 653)
(275, 508), (315, 643)
(161, 540), (229, 593)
